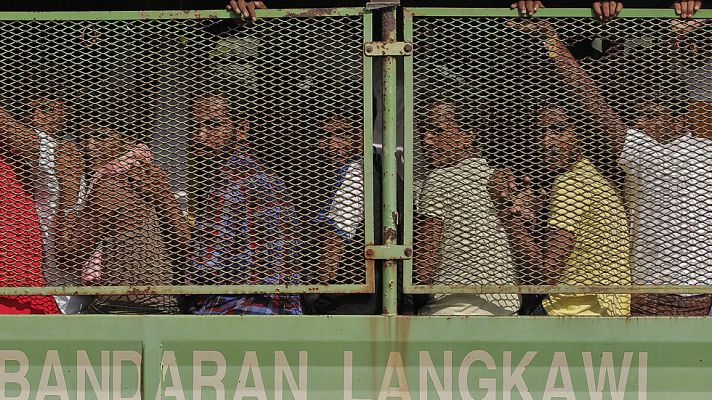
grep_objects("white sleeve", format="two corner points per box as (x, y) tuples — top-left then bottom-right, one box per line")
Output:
(418, 168), (450, 219)
(330, 162), (365, 239)
(619, 128), (643, 169)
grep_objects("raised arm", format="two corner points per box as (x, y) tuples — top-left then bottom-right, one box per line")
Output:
(0, 106), (40, 161)
(54, 174), (126, 268)
(130, 163), (191, 269)
(514, 21), (628, 156)
(545, 26), (627, 155)
(55, 141), (83, 212)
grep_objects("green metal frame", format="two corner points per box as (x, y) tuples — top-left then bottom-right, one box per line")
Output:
(0, 8), (366, 21)
(0, 7), (709, 300)
(402, 8), (712, 295)
(0, 8), (375, 297)
(404, 8), (712, 18)
(380, 7), (399, 315)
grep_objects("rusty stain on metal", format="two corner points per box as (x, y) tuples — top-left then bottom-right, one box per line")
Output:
(383, 227), (397, 242)
(396, 316), (412, 364)
(382, 12), (396, 38)
(285, 8), (340, 18)
(404, 247), (413, 257)
(391, 211), (399, 227)
(138, 10), (221, 20)
(126, 286), (157, 296)
(365, 248), (375, 258)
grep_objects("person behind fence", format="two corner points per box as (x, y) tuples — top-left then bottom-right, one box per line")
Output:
(0, 103), (65, 314)
(187, 92), (303, 315)
(498, 100), (632, 317)
(23, 95), (91, 313)
(53, 124), (188, 314)
(524, 20), (711, 316)
(414, 99), (521, 316)
(305, 112), (414, 315)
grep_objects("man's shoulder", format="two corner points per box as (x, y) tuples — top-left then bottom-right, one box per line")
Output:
(225, 153), (281, 183)
(555, 159), (601, 190)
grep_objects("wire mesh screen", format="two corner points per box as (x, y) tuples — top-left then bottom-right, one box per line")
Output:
(407, 13), (711, 316)
(0, 10), (371, 314)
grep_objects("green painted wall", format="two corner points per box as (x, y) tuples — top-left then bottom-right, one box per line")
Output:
(0, 316), (709, 399)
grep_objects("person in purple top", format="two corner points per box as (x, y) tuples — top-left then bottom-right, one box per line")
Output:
(188, 93), (302, 315)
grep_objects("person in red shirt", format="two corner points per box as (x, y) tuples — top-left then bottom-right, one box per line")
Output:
(0, 156), (60, 314)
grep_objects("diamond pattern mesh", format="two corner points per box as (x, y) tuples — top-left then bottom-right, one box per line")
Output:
(0, 12), (369, 312)
(409, 15), (711, 303)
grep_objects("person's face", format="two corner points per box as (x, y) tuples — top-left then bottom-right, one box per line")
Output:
(30, 98), (66, 136)
(321, 117), (362, 164)
(539, 107), (579, 173)
(634, 102), (678, 142)
(193, 95), (239, 152)
(421, 102), (474, 167)
(84, 127), (124, 164)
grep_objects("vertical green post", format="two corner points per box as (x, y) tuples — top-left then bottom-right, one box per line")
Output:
(381, 6), (399, 315)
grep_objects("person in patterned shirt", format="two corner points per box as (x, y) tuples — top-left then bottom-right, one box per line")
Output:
(187, 93), (302, 315)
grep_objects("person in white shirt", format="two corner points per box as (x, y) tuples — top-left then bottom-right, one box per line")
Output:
(532, 20), (712, 315)
(415, 100), (520, 316)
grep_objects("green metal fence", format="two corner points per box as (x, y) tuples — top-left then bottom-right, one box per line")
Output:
(0, 7), (710, 317)
(403, 8), (712, 316)
(0, 8), (375, 305)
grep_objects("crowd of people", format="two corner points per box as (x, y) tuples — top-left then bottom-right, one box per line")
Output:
(413, 16), (710, 317)
(0, 1), (709, 317)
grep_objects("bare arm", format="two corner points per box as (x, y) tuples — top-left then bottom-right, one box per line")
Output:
(542, 227), (576, 284)
(130, 163), (191, 271)
(537, 24), (628, 156)
(489, 169), (543, 277)
(0, 106), (40, 161)
(319, 230), (344, 283)
(414, 216), (442, 285)
(55, 142), (83, 211)
(54, 175), (125, 267)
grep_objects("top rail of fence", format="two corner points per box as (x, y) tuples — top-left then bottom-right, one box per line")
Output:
(0, 8), (366, 21)
(405, 8), (712, 18)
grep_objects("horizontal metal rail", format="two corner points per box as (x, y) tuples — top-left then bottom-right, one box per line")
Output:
(405, 8), (712, 18)
(0, 8), (365, 21)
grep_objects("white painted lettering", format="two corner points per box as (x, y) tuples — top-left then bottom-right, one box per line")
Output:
(274, 351), (307, 400)
(112, 351), (141, 400)
(77, 350), (110, 400)
(583, 352), (632, 400)
(418, 351), (452, 400)
(378, 352), (411, 400)
(193, 351), (226, 400)
(0, 350), (30, 400)
(458, 350), (496, 400)
(343, 351), (372, 400)
(503, 351), (536, 400)
(234, 351), (267, 400)
(638, 353), (647, 400)
(158, 351), (185, 400)
(35, 350), (69, 400)
(543, 352), (575, 400)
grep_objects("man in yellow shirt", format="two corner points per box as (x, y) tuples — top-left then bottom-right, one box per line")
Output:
(541, 114), (631, 315)
(492, 105), (631, 317)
